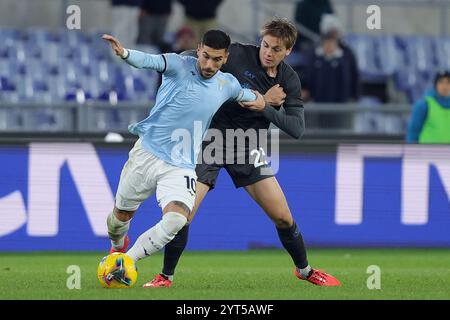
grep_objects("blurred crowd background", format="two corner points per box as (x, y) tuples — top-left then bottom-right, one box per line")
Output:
(0, 0), (449, 143)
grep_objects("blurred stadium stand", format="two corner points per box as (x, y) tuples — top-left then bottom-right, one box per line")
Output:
(0, 28), (160, 103)
(0, 28), (442, 136)
(0, 0), (449, 138)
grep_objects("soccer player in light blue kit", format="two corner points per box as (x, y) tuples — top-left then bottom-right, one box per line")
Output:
(102, 31), (265, 286)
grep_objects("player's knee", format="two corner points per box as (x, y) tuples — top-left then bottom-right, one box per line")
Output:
(272, 215), (293, 229)
(162, 212), (188, 236)
(165, 200), (191, 216)
(113, 207), (135, 222)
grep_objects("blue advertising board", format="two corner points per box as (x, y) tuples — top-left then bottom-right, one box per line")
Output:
(0, 143), (449, 251)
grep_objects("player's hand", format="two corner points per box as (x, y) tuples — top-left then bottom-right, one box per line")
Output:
(264, 84), (286, 106)
(102, 34), (125, 57)
(240, 90), (266, 112)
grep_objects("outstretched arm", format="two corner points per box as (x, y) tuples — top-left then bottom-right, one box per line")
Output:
(102, 34), (166, 72)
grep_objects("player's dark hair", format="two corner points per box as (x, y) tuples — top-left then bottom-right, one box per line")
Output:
(201, 30), (231, 51)
(260, 18), (298, 49)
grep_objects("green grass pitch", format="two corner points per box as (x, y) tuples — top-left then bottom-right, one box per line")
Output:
(1, 249), (449, 300)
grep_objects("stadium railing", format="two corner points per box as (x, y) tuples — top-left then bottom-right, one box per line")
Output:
(0, 101), (411, 138)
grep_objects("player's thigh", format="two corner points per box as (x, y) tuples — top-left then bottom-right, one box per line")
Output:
(188, 181), (210, 223)
(161, 180), (208, 222)
(156, 166), (197, 218)
(184, 162), (219, 222)
(196, 161), (221, 190)
(244, 176), (293, 228)
(225, 161), (273, 189)
(115, 140), (157, 212)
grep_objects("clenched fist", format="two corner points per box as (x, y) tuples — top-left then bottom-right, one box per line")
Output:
(240, 90), (266, 112)
(264, 84), (286, 106)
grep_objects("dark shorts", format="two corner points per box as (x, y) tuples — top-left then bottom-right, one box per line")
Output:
(196, 132), (274, 189)
(196, 142), (274, 189)
(196, 162), (273, 189)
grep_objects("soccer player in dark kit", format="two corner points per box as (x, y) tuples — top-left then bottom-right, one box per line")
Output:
(144, 18), (341, 288)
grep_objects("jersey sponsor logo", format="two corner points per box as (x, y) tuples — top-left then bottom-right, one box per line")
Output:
(244, 70), (257, 80)
(218, 78), (228, 91)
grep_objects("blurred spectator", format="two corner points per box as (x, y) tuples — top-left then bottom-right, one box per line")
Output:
(178, 0), (223, 44)
(173, 26), (197, 53)
(294, 0), (334, 50)
(137, 0), (173, 51)
(111, 0), (141, 48)
(302, 15), (359, 103)
(406, 70), (450, 143)
(301, 15), (359, 129)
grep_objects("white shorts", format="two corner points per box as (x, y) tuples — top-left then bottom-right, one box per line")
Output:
(115, 139), (197, 212)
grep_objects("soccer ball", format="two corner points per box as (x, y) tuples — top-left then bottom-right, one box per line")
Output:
(97, 252), (138, 288)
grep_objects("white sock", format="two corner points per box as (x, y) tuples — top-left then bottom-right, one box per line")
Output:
(127, 212), (187, 262)
(298, 265), (312, 278)
(162, 273), (174, 281)
(107, 212), (131, 249)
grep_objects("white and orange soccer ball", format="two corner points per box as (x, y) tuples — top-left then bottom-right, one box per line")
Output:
(97, 252), (138, 288)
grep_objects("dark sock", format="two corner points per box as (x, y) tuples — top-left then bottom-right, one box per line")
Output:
(276, 221), (309, 269)
(162, 224), (190, 276)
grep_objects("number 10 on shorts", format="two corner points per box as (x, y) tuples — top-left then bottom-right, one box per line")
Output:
(184, 176), (196, 194)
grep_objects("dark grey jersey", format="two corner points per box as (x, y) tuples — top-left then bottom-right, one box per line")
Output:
(182, 43), (305, 139)
(214, 43), (304, 138)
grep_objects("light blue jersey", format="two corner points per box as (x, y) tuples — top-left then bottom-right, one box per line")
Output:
(124, 50), (257, 169)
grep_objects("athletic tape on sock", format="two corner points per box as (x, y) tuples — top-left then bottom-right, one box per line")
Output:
(107, 212), (130, 240)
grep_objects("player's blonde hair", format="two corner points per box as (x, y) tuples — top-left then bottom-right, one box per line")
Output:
(260, 18), (298, 49)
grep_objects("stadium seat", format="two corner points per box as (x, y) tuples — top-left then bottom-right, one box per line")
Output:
(0, 28), (22, 45)
(374, 35), (402, 76)
(433, 37), (450, 70)
(59, 29), (89, 47)
(394, 67), (418, 93)
(0, 76), (16, 92)
(65, 88), (93, 104)
(132, 76), (147, 93)
(26, 28), (59, 44)
(33, 79), (49, 92)
(1, 27), (444, 108)
(402, 36), (436, 72)
(344, 34), (384, 80)
(21, 42), (43, 60)
(97, 89), (128, 104)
